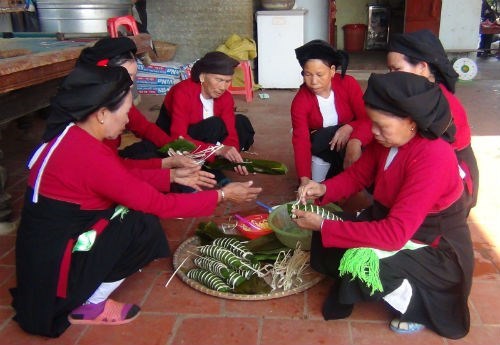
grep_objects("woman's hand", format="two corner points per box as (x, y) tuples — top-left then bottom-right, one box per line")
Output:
(329, 124), (353, 151)
(220, 181), (262, 203)
(297, 180), (327, 204)
(343, 138), (362, 169)
(291, 209), (323, 231)
(217, 145), (241, 162)
(171, 166), (216, 191)
(216, 145), (249, 175)
(299, 176), (311, 189)
(161, 155), (198, 169)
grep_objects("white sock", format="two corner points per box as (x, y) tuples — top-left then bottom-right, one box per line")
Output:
(311, 156), (331, 182)
(87, 278), (125, 304)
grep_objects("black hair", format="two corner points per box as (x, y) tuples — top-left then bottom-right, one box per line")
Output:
(299, 50), (349, 78)
(101, 88), (131, 113)
(107, 51), (136, 67)
(402, 55), (445, 86)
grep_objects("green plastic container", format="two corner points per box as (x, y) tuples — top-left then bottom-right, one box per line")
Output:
(268, 203), (312, 250)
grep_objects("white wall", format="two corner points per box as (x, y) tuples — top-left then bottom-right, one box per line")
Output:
(294, 0), (330, 42)
(439, 0), (482, 50)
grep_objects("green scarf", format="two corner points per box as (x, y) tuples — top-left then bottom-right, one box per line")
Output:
(338, 241), (428, 295)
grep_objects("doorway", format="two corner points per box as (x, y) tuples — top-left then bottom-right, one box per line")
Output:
(404, 0), (442, 35)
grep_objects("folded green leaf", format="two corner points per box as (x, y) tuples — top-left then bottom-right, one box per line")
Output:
(233, 275), (272, 294)
(252, 253), (282, 262)
(158, 138), (196, 155)
(323, 203), (343, 213)
(207, 158), (288, 175)
(245, 233), (286, 252)
(287, 202), (343, 221)
(195, 221), (246, 245)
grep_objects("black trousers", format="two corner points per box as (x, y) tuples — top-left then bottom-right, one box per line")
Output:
(310, 197), (472, 339)
(478, 34), (493, 55)
(12, 189), (169, 337)
(155, 104), (255, 152)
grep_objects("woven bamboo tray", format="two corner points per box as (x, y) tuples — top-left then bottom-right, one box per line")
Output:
(172, 236), (324, 301)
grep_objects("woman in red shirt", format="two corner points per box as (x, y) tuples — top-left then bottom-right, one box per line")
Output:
(386, 29), (479, 214)
(10, 65), (261, 337)
(291, 40), (372, 188)
(77, 37), (194, 170)
(156, 51), (256, 185)
(293, 72), (473, 339)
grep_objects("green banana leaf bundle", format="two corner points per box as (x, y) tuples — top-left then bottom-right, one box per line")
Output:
(234, 275), (272, 295)
(195, 221), (246, 245)
(158, 138), (196, 156)
(207, 158), (288, 175)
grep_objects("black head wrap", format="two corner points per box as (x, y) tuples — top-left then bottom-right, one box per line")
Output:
(388, 29), (458, 93)
(295, 39), (349, 77)
(190, 51), (239, 82)
(363, 72), (455, 143)
(42, 64), (133, 142)
(77, 37), (137, 66)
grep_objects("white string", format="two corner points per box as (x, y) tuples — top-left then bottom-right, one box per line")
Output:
(27, 142), (48, 169)
(168, 144), (224, 165)
(31, 123), (75, 203)
(165, 255), (191, 288)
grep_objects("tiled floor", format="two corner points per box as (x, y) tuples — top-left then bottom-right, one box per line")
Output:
(0, 55), (499, 345)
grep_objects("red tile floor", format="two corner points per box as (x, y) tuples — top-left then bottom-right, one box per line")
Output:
(0, 55), (499, 345)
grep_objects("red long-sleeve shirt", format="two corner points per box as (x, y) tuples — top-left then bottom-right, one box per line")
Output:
(28, 125), (218, 218)
(162, 78), (240, 150)
(291, 73), (373, 179)
(439, 84), (471, 151)
(319, 135), (463, 251)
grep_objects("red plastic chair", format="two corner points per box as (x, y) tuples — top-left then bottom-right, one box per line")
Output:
(228, 61), (254, 102)
(107, 15), (139, 38)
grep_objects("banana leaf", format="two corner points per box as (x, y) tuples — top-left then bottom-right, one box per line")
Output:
(252, 252), (282, 262)
(158, 138), (196, 156)
(206, 158), (288, 175)
(245, 233), (286, 252)
(323, 203), (343, 213)
(233, 275), (272, 294)
(195, 221), (246, 245)
(286, 202), (343, 221)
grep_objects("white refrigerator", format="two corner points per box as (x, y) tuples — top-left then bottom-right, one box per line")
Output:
(256, 9), (307, 89)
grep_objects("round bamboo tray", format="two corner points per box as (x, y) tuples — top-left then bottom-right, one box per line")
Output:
(172, 236), (324, 301)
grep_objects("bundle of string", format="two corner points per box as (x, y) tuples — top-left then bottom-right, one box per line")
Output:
(167, 144), (224, 165)
(270, 242), (310, 291)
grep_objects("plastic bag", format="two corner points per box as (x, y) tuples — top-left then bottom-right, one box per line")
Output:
(216, 33), (257, 61)
(216, 34), (259, 89)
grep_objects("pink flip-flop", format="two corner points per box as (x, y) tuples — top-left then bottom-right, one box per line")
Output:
(68, 299), (140, 325)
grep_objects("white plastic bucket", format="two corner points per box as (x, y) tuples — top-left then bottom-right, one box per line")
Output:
(311, 155), (330, 182)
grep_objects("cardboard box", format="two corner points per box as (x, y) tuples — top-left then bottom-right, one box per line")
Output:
(136, 75), (178, 86)
(136, 85), (173, 95)
(136, 60), (182, 77)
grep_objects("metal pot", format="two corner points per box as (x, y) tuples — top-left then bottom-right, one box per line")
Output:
(36, 0), (131, 33)
(261, 0), (295, 11)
